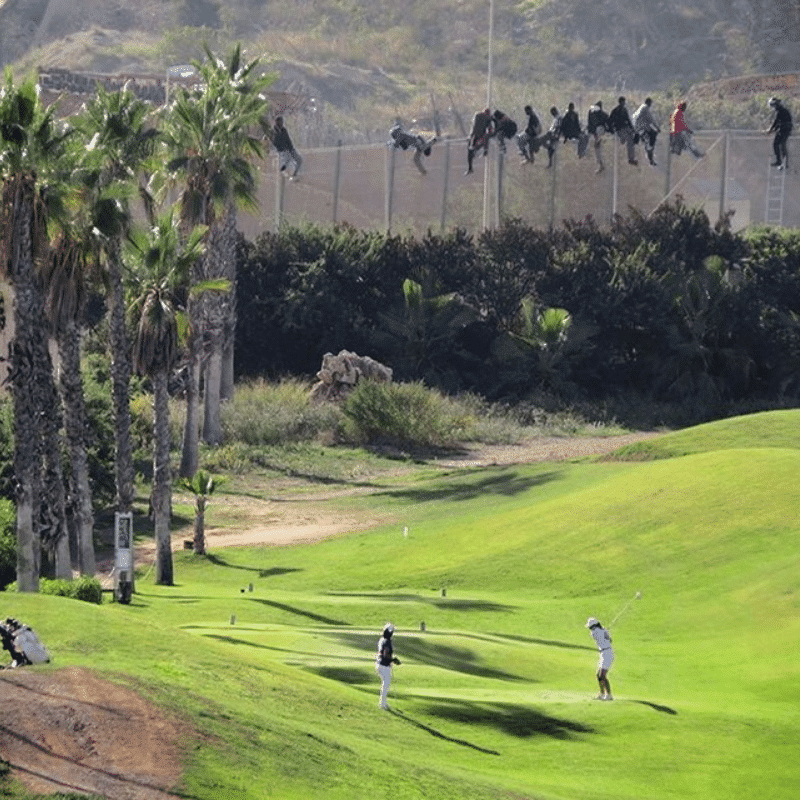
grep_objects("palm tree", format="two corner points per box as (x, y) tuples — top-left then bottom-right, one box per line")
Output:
(77, 85), (160, 514)
(178, 469), (225, 556)
(161, 43), (273, 463)
(0, 70), (73, 589)
(127, 210), (206, 585)
(43, 228), (96, 577)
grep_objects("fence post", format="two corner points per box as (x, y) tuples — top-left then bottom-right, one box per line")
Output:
(385, 145), (396, 232)
(548, 146), (557, 229)
(719, 131), (729, 224)
(495, 147), (504, 227)
(274, 167), (285, 232)
(611, 135), (619, 221)
(332, 140), (342, 224)
(440, 139), (451, 233)
(664, 138), (672, 201)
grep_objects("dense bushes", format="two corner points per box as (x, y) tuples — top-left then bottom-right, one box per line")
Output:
(236, 201), (800, 426)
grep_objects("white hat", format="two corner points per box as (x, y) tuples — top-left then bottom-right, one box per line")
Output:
(769, 97), (779, 107)
(585, 617), (599, 628)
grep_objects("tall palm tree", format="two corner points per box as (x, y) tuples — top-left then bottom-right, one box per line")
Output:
(127, 210), (206, 585)
(43, 228), (96, 577)
(77, 85), (160, 514)
(161, 43), (273, 463)
(0, 70), (73, 589)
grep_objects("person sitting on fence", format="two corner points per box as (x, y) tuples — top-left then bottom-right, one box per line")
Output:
(388, 122), (437, 175)
(608, 96), (638, 165)
(517, 105), (542, 164)
(492, 109), (518, 156)
(540, 106), (563, 168)
(632, 97), (661, 167)
(561, 102), (590, 159)
(271, 116), (302, 179)
(766, 97), (792, 170)
(587, 100), (610, 173)
(669, 101), (704, 159)
(465, 107), (495, 175)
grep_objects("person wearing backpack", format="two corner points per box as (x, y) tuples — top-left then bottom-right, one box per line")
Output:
(375, 622), (401, 709)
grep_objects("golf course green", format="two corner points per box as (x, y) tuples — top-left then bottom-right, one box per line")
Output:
(4, 409), (798, 799)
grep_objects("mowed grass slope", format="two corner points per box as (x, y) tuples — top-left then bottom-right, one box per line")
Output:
(7, 411), (800, 799)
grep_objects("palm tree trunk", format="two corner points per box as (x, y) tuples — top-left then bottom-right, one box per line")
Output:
(220, 201), (238, 402)
(179, 293), (202, 478)
(203, 329), (223, 444)
(202, 217), (226, 445)
(107, 240), (135, 513)
(152, 370), (173, 585)
(7, 178), (41, 591)
(58, 317), (96, 576)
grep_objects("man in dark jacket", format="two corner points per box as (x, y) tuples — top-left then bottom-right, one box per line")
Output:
(375, 623), (401, 709)
(492, 109), (518, 155)
(608, 96), (638, 165)
(561, 102), (589, 158)
(767, 97), (793, 169)
(465, 108), (494, 175)
(272, 115), (302, 178)
(517, 104), (542, 163)
(587, 101), (610, 173)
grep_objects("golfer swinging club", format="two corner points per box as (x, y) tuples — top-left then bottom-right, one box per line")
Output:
(586, 617), (614, 701)
(375, 622), (401, 709)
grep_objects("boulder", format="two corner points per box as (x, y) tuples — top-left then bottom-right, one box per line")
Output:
(309, 349), (392, 401)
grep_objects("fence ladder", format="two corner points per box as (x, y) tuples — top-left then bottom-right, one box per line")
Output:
(764, 163), (786, 226)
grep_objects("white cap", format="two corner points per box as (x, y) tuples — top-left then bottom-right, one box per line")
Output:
(585, 617), (599, 628)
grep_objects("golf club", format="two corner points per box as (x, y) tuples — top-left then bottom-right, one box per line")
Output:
(610, 590), (642, 627)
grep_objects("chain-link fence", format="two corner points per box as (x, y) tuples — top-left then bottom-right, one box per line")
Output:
(238, 130), (799, 239)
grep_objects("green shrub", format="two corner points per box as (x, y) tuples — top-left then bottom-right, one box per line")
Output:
(38, 576), (103, 605)
(0, 498), (15, 591)
(221, 378), (344, 445)
(342, 380), (470, 449)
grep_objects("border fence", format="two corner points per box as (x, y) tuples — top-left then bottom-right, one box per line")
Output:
(239, 130), (799, 240)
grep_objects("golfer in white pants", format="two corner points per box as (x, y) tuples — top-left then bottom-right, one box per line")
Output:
(586, 617), (614, 700)
(375, 623), (401, 709)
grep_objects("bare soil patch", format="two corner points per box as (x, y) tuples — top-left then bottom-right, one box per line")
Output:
(0, 667), (188, 798)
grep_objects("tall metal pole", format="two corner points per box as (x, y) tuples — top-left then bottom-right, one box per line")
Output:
(332, 140), (342, 224)
(719, 131), (729, 224)
(440, 139), (451, 233)
(482, 0), (495, 231)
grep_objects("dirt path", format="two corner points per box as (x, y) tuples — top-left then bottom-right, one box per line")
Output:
(100, 432), (658, 576)
(2, 432), (658, 798)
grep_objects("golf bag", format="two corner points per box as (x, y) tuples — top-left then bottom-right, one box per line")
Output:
(0, 617), (50, 667)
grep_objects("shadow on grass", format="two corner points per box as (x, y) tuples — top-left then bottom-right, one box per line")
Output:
(631, 700), (678, 715)
(305, 666), (374, 684)
(247, 597), (349, 625)
(389, 708), (501, 755)
(420, 698), (594, 740)
(324, 592), (516, 613)
(488, 632), (595, 652)
(203, 554), (303, 580)
(331, 633), (526, 682)
(379, 469), (561, 503)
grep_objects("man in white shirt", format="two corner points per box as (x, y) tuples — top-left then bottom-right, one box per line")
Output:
(586, 617), (614, 700)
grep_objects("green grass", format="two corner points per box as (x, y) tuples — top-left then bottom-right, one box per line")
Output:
(4, 410), (800, 799)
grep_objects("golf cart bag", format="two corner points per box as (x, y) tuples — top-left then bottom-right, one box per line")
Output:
(0, 617), (50, 667)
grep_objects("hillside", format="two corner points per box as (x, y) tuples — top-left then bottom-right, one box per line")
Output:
(1, 0), (798, 141)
